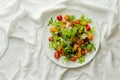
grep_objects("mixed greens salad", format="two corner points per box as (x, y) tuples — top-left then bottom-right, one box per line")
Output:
(48, 14), (96, 63)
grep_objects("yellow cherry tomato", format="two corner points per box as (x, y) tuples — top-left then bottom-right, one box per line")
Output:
(87, 34), (93, 40)
(49, 27), (56, 33)
(64, 15), (70, 21)
(82, 21), (88, 26)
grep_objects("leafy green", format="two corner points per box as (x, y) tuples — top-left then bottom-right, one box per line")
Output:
(61, 28), (71, 40)
(87, 42), (96, 50)
(61, 26), (78, 40)
(71, 26), (78, 36)
(54, 21), (62, 27)
(80, 14), (85, 20)
(49, 42), (57, 49)
(48, 18), (62, 27)
(78, 25), (84, 34)
(52, 34), (60, 42)
(61, 40), (67, 48)
(90, 27), (95, 34)
(69, 15), (75, 21)
(48, 18), (53, 26)
(49, 34), (61, 49)
(86, 18), (92, 23)
(80, 14), (92, 23)
(62, 56), (70, 63)
(78, 55), (85, 63)
(63, 45), (73, 55)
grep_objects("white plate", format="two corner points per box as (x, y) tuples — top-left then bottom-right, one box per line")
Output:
(43, 8), (100, 68)
(0, 28), (8, 59)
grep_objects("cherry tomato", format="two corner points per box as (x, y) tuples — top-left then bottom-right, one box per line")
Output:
(82, 21), (88, 26)
(49, 27), (56, 33)
(70, 56), (77, 62)
(87, 34), (93, 40)
(64, 15), (70, 21)
(86, 25), (91, 31)
(54, 51), (60, 59)
(48, 36), (53, 42)
(57, 15), (62, 21)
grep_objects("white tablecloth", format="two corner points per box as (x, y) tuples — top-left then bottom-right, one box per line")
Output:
(0, 0), (120, 80)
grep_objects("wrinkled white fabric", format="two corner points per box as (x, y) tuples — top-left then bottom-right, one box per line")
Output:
(0, 0), (120, 80)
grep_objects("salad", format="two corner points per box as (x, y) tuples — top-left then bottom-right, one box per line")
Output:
(48, 14), (96, 63)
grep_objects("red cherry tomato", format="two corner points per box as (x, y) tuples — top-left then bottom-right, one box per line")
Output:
(57, 15), (62, 21)
(86, 25), (91, 31)
(54, 51), (60, 59)
(70, 56), (77, 62)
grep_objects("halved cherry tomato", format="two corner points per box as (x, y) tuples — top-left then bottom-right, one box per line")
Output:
(70, 56), (77, 62)
(57, 15), (62, 21)
(54, 51), (60, 59)
(85, 25), (91, 31)
(48, 36), (53, 42)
